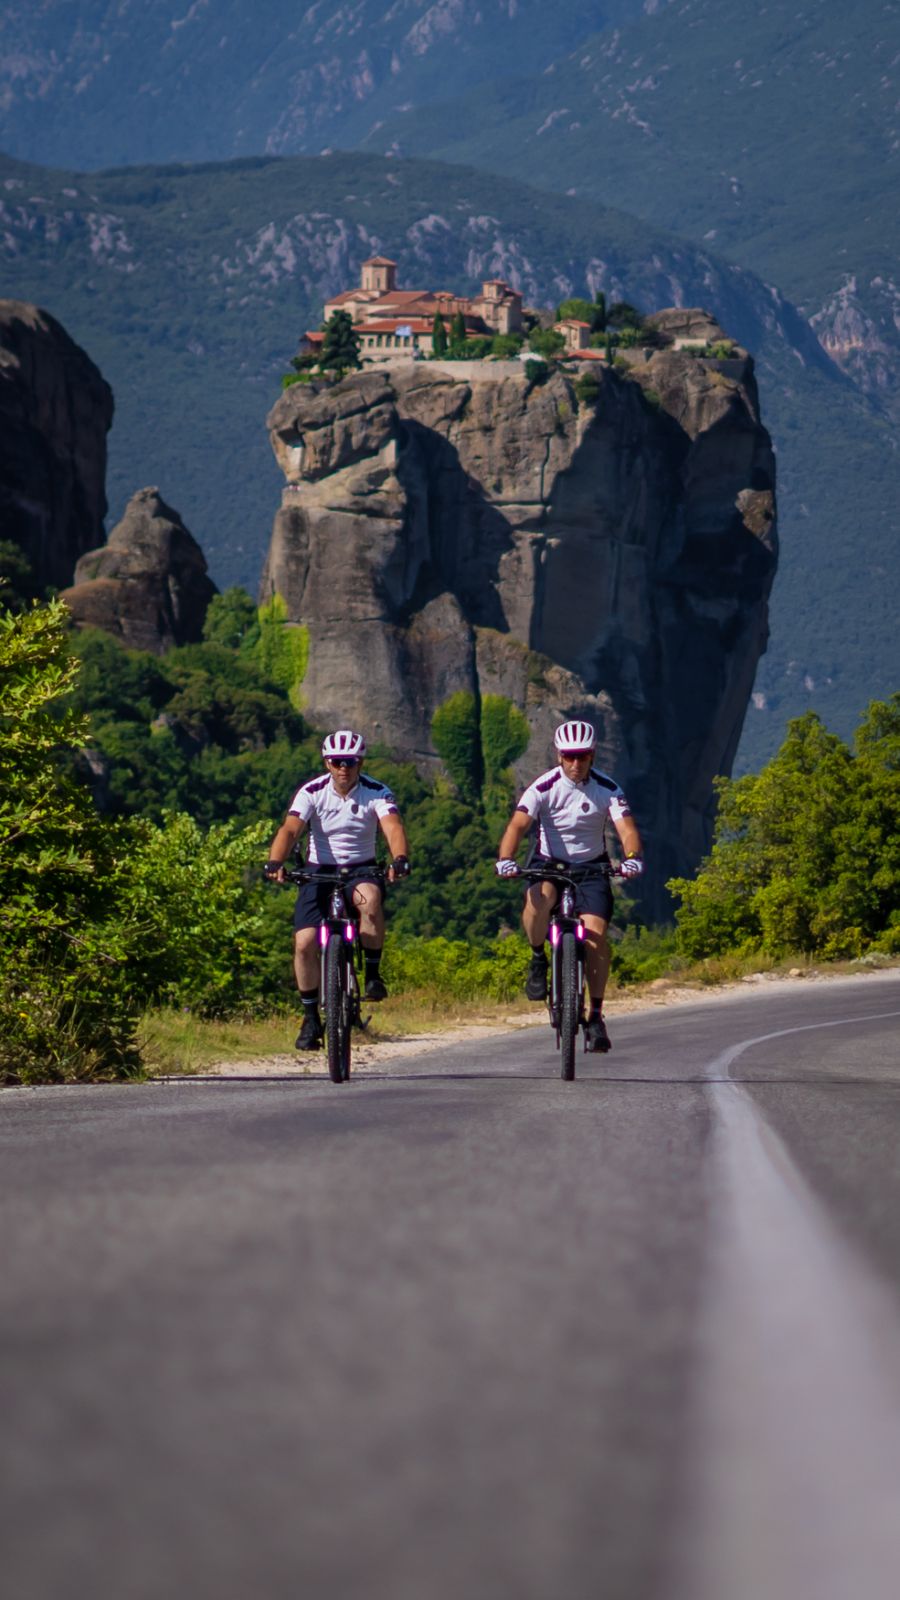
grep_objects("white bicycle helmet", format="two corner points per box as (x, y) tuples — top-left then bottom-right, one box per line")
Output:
(554, 719), (596, 754)
(322, 729), (366, 760)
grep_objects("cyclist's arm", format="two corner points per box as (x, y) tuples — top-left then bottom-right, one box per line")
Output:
(378, 810), (409, 875)
(497, 807), (533, 862)
(611, 812), (642, 861)
(267, 813), (306, 880)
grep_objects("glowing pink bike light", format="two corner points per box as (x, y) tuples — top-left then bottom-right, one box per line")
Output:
(318, 924), (330, 949)
(344, 922), (355, 942)
(549, 924), (561, 947)
(575, 923), (586, 941)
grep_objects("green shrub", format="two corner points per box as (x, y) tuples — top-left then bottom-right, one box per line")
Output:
(575, 374), (601, 405)
(384, 933), (531, 1003)
(668, 699), (900, 961)
(431, 691), (482, 803)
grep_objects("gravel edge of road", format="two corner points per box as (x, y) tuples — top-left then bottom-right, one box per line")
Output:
(192, 964), (900, 1078)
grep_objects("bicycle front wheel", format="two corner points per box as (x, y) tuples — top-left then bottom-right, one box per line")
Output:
(324, 937), (350, 1084)
(559, 931), (579, 1081)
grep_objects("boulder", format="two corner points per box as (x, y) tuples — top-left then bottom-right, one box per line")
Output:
(61, 488), (217, 653)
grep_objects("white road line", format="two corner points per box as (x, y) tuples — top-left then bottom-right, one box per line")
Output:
(671, 1010), (900, 1600)
(704, 1008), (900, 1081)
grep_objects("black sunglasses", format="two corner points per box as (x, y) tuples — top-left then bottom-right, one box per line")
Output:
(327, 757), (359, 769)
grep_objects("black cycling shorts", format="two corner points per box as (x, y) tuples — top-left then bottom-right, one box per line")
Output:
(530, 854), (614, 922)
(293, 861), (382, 932)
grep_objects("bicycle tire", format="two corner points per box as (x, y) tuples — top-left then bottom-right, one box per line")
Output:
(324, 936), (348, 1084)
(559, 931), (579, 1081)
(340, 986), (353, 1081)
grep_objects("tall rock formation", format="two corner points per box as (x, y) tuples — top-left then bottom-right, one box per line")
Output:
(61, 488), (217, 653)
(261, 317), (777, 903)
(0, 299), (113, 590)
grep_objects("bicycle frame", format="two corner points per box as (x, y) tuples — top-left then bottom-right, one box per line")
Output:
(514, 860), (615, 1078)
(546, 882), (588, 1038)
(283, 865), (386, 1082)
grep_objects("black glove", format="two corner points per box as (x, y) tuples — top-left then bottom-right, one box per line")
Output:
(263, 860), (283, 881)
(392, 855), (411, 878)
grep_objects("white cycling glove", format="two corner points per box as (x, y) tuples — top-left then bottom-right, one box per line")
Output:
(621, 855), (644, 878)
(495, 858), (520, 878)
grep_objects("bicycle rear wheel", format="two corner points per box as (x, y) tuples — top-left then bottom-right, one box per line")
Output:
(559, 931), (579, 1081)
(324, 937), (350, 1084)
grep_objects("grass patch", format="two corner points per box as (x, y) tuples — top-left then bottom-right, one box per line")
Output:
(132, 948), (900, 1077)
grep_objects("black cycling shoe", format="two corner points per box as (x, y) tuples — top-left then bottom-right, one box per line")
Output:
(295, 1012), (324, 1051)
(364, 975), (388, 1002)
(525, 951), (549, 1002)
(584, 1015), (611, 1053)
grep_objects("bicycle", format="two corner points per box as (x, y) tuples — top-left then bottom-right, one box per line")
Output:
(281, 864), (388, 1084)
(507, 860), (619, 1082)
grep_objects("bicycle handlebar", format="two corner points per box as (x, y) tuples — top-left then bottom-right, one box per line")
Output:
(511, 861), (623, 887)
(276, 864), (389, 887)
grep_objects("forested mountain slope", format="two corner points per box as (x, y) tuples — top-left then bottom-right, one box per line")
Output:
(0, 146), (893, 769)
(0, 0), (650, 170)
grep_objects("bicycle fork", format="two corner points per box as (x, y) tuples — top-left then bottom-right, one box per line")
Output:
(548, 915), (588, 1039)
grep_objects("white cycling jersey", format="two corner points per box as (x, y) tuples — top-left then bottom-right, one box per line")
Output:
(288, 772), (398, 865)
(516, 765), (631, 862)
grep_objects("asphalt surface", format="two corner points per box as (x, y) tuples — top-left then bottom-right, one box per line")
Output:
(2, 974), (900, 1600)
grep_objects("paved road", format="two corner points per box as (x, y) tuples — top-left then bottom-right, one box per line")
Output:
(2, 975), (900, 1600)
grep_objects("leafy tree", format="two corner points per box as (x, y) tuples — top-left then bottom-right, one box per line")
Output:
(450, 311), (467, 348)
(668, 700), (900, 960)
(431, 311), (448, 357)
(0, 602), (140, 1081)
(607, 301), (643, 330)
(593, 290), (607, 331)
(0, 541), (44, 612)
(203, 586), (260, 651)
(319, 309), (361, 373)
(528, 327), (565, 358)
(255, 592), (309, 707)
(431, 691), (483, 804)
(490, 333), (524, 357)
(480, 694), (530, 783)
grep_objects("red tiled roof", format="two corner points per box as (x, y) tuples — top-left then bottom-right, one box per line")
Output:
(324, 289), (377, 305)
(303, 331), (325, 343)
(358, 319), (438, 334)
(362, 255), (397, 266)
(562, 347), (607, 360)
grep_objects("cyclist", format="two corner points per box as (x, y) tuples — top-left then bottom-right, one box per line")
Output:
(494, 720), (643, 1053)
(265, 729), (410, 1052)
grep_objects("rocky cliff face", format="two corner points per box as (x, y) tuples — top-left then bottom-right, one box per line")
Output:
(0, 299), (112, 590)
(262, 314), (777, 903)
(61, 487), (217, 653)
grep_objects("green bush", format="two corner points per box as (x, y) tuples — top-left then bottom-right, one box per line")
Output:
(431, 691), (482, 804)
(528, 327), (565, 358)
(575, 374), (601, 405)
(384, 933), (531, 1002)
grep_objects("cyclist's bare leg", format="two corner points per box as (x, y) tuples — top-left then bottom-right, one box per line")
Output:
(582, 915), (611, 999)
(294, 926), (319, 990)
(352, 880), (384, 949)
(522, 880), (558, 945)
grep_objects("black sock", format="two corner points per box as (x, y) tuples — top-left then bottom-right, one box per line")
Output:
(531, 943), (547, 957)
(589, 997), (603, 1019)
(301, 988), (319, 1015)
(364, 947), (383, 976)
